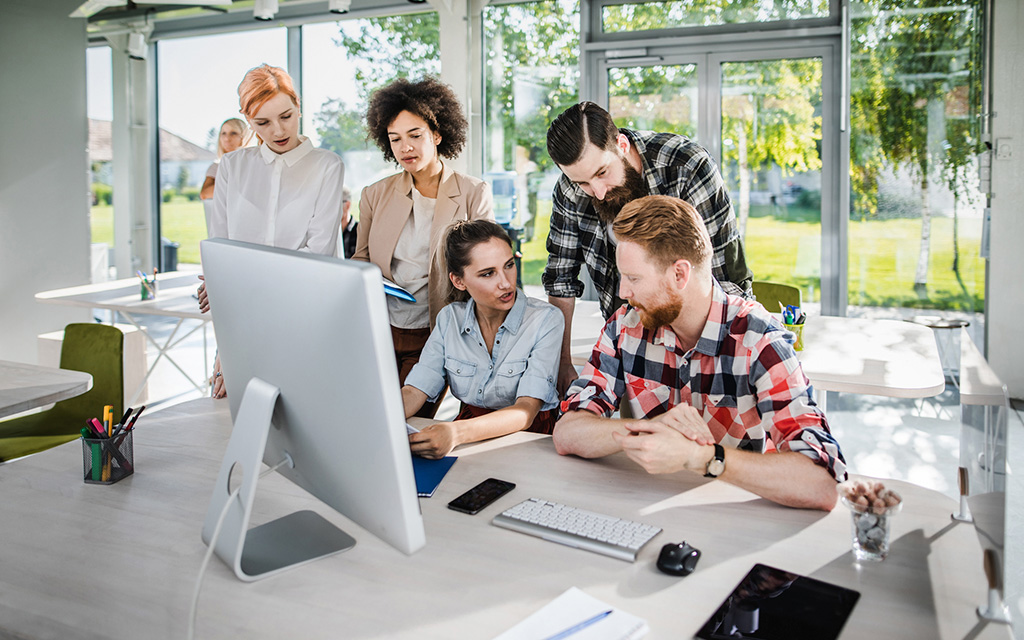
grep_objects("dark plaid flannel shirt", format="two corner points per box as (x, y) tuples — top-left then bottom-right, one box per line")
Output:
(543, 129), (753, 319)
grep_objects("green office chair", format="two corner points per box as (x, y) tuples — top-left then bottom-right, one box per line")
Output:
(0, 323), (124, 463)
(752, 281), (802, 314)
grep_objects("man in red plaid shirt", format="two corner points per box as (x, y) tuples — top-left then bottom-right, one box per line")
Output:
(554, 195), (846, 510)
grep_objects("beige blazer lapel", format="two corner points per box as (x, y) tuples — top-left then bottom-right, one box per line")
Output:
(427, 163), (467, 324)
(429, 163), (464, 265)
(372, 172), (415, 281)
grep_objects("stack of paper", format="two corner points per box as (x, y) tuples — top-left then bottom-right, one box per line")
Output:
(494, 587), (648, 639)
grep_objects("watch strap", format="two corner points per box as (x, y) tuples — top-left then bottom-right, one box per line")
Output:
(704, 443), (725, 478)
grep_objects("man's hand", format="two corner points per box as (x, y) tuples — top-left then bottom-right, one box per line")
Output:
(556, 359), (578, 398)
(647, 404), (715, 446)
(197, 275), (210, 314)
(409, 422), (459, 459)
(612, 421), (711, 475)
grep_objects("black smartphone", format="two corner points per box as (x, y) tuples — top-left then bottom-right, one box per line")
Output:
(447, 478), (516, 515)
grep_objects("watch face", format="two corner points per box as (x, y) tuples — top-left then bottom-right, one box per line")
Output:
(707, 459), (725, 477)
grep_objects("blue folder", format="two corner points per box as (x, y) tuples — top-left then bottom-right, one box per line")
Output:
(411, 455), (457, 497)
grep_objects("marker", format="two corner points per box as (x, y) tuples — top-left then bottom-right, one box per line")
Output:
(118, 407), (133, 427)
(124, 405), (146, 432)
(543, 609), (613, 640)
(90, 418), (108, 438)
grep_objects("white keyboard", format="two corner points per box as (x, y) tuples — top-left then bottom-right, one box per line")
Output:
(492, 498), (662, 562)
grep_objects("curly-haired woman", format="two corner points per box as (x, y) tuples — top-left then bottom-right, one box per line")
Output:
(353, 77), (493, 416)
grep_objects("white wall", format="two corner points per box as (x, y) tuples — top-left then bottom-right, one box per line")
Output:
(0, 1), (91, 363)
(988, 0), (1024, 399)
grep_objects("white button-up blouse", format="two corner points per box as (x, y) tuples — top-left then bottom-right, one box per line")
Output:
(209, 137), (345, 256)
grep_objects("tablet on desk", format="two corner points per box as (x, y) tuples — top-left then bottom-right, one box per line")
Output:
(695, 563), (859, 640)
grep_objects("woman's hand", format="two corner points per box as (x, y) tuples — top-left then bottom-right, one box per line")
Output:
(210, 355), (226, 399)
(409, 422), (459, 459)
(197, 276), (210, 314)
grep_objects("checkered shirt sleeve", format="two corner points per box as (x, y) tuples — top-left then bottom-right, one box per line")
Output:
(748, 333), (848, 482)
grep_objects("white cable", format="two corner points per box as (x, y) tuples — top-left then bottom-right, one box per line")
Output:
(187, 458), (291, 640)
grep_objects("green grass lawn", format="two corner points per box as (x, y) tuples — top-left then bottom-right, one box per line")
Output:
(516, 202), (984, 312)
(91, 198), (209, 264)
(92, 198), (985, 312)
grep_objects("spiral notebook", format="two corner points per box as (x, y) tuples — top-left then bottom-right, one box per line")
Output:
(493, 587), (647, 640)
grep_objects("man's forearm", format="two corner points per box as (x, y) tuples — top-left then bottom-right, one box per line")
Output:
(715, 449), (838, 510)
(553, 410), (632, 459)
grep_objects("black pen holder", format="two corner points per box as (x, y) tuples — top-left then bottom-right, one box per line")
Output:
(82, 431), (134, 485)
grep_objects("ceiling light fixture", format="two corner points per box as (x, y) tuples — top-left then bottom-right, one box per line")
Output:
(329, 0), (351, 14)
(254, 0), (278, 21)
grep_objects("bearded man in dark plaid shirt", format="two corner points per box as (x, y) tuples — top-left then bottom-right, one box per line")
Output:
(553, 195), (844, 511)
(543, 102), (753, 394)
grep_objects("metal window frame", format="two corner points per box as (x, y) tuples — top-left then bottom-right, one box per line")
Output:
(587, 0), (840, 43)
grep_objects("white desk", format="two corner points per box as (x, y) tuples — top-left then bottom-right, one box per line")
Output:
(570, 301), (945, 399)
(0, 360), (92, 419)
(0, 398), (1010, 639)
(35, 272), (211, 404)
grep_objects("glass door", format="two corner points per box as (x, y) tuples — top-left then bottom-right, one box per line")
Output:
(599, 44), (842, 314)
(605, 60), (701, 140)
(714, 49), (839, 312)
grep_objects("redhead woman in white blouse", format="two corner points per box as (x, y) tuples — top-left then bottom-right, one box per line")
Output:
(200, 64), (346, 397)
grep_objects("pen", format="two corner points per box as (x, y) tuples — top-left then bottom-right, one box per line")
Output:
(118, 407), (133, 426)
(125, 405), (146, 432)
(136, 271), (156, 297)
(543, 609), (613, 640)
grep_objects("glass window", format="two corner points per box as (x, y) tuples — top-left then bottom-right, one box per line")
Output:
(601, 0), (829, 34)
(302, 11), (440, 240)
(156, 29), (287, 267)
(483, 0), (580, 284)
(608, 64), (698, 139)
(721, 57), (824, 303)
(87, 45), (113, 280)
(849, 0), (984, 327)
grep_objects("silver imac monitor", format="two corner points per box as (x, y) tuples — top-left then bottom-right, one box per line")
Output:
(199, 238), (425, 581)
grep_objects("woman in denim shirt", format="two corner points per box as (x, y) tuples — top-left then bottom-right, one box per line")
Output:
(402, 220), (564, 459)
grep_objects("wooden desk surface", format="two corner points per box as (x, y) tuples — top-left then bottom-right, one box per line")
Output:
(0, 399), (1010, 639)
(570, 301), (945, 399)
(0, 359), (92, 419)
(35, 272), (207, 321)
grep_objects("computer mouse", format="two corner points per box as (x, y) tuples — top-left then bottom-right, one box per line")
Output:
(656, 541), (701, 576)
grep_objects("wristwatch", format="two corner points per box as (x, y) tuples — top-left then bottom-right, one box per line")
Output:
(704, 444), (725, 478)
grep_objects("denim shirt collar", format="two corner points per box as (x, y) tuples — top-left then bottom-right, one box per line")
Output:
(458, 289), (527, 337)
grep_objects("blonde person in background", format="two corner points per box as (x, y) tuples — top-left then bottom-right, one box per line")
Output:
(200, 118), (250, 236)
(199, 63), (346, 398)
(353, 77), (493, 417)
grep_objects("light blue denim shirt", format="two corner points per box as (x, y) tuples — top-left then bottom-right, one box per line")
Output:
(405, 291), (564, 411)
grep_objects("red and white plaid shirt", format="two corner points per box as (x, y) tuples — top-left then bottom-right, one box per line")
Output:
(562, 282), (847, 482)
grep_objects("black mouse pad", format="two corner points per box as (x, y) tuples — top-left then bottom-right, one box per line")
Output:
(694, 563), (859, 640)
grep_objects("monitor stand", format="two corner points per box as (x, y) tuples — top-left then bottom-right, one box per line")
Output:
(201, 377), (356, 581)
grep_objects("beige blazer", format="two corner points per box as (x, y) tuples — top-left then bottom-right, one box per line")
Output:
(353, 163), (494, 327)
